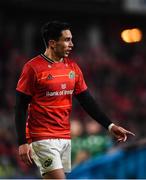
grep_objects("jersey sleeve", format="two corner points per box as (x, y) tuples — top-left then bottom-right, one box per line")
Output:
(16, 63), (36, 96)
(74, 63), (87, 95)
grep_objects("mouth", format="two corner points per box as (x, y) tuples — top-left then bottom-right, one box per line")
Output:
(65, 49), (72, 55)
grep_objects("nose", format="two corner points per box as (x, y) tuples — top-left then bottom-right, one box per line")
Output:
(69, 40), (74, 47)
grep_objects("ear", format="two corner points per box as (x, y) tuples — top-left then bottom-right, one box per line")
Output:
(48, 40), (57, 49)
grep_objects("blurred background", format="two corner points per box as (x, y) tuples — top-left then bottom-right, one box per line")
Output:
(0, 0), (146, 179)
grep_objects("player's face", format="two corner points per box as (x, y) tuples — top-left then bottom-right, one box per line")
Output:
(54, 30), (74, 58)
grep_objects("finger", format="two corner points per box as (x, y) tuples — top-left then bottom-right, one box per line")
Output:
(20, 154), (26, 162)
(117, 134), (127, 142)
(125, 131), (135, 136)
(119, 127), (135, 136)
(27, 152), (33, 165)
(29, 148), (32, 158)
(117, 138), (123, 142)
(20, 154), (29, 165)
(117, 135), (123, 142)
(21, 154), (32, 166)
(123, 134), (127, 142)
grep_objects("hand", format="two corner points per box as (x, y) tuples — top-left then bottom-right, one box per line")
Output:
(109, 124), (135, 142)
(19, 143), (33, 166)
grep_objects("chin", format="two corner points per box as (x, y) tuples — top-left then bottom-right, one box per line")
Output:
(64, 54), (69, 57)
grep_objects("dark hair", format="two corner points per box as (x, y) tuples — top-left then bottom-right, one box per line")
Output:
(41, 21), (71, 47)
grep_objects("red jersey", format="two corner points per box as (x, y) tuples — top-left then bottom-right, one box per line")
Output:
(16, 54), (87, 142)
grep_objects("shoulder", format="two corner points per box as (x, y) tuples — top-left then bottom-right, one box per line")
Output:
(23, 55), (42, 72)
(20, 55), (41, 76)
(26, 55), (42, 67)
(64, 57), (79, 68)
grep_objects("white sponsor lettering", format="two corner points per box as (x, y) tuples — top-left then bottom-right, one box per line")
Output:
(46, 90), (74, 96)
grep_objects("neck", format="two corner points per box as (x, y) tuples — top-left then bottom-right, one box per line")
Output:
(44, 48), (63, 62)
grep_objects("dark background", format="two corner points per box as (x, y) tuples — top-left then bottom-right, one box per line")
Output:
(0, 0), (146, 178)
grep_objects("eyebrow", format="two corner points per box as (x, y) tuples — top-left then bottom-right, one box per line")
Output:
(65, 37), (72, 39)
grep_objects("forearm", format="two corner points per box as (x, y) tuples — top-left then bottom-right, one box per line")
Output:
(75, 89), (112, 129)
(15, 91), (32, 145)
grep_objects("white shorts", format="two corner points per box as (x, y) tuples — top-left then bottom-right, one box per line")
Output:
(30, 139), (71, 176)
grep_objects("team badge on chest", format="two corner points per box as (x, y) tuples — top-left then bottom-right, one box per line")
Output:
(69, 71), (75, 79)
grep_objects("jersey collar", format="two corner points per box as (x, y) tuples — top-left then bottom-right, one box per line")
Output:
(41, 54), (64, 64)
